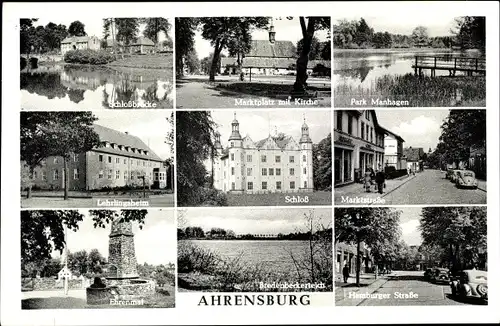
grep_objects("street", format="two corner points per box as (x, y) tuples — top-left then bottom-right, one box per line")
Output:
(382, 169), (486, 205)
(337, 270), (485, 306)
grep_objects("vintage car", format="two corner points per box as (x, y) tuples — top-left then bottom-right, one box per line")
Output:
(450, 270), (488, 302)
(446, 169), (458, 181)
(455, 170), (478, 189)
(430, 267), (451, 284)
(423, 268), (434, 281)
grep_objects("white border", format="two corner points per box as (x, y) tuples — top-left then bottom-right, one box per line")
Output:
(2, 1), (499, 325)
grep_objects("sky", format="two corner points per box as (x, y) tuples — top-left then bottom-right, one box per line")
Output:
(376, 109), (450, 152)
(33, 17), (172, 41)
(194, 17), (330, 59)
(211, 110), (331, 148)
(397, 207), (424, 246)
(93, 110), (173, 160)
(332, 12), (460, 37)
(52, 209), (176, 265)
(180, 207), (332, 235)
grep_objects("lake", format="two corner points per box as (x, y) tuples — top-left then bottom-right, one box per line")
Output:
(333, 49), (483, 90)
(188, 240), (315, 271)
(21, 64), (174, 109)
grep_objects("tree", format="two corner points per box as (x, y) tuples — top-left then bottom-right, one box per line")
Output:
(115, 18), (139, 46)
(21, 210), (148, 268)
(68, 21), (86, 37)
(68, 250), (89, 276)
(184, 49), (201, 74)
(184, 226), (205, 238)
(142, 18), (171, 49)
(20, 112), (100, 199)
(335, 208), (401, 286)
(411, 26), (429, 47)
(296, 36), (322, 60)
(199, 17), (269, 81)
(420, 207), (486, 272)
(313, 133), (332, 190)
(293, 17), (330, 95)
(354, 18), (373, 46)
(87, 249), (107, 275)
(452, 16), (485, 51)
(20, 19), (38, 56)
(332, 19), (357, 48)
(175, 18), (198, 77)
(176, 111), (218, 206)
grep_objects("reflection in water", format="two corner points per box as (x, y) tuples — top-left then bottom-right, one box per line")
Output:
(21, 64), (173, 109)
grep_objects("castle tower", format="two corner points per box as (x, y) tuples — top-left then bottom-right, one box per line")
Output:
(228, 113), (244, 193)
(213, 132), (224, 190)
(107, 218), (139, 279)
(299, 116), (314, 192)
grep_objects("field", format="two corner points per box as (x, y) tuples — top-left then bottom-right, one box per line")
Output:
(107, 53), (173, 69)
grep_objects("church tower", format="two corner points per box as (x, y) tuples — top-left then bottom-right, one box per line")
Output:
(299, 116), (314, 192)
(228, 113), (244, 193)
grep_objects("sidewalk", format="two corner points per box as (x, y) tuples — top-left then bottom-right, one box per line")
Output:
(335, 174), (416, 204)
(476, 179), (487, 192)
(335, 274), (388, 306)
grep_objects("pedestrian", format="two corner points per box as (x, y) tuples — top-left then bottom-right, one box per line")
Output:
(375, 169), (386, 194)
(364, 168), (372, 192)
(374, 265), (378, 279)
(342, 264), (350, 283)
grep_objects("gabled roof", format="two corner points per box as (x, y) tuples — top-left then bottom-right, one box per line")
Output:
(91, 124), (163, 162)
(247, 40), (296, 58)
(255, 135), (296, 150)
(403, 147), (424, 161)
(61, 36), (92, 44)
(128, 37), (155, 46)
(220, 57), (330, 69)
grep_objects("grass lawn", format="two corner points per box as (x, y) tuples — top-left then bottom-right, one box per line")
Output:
(226, 191), (332, 206)
(108, 54), (173, 70)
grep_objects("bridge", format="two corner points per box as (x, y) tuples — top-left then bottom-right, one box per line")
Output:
(412, 56), (486, 77)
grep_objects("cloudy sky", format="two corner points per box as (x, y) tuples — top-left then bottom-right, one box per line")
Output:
(398, 207), (424, 246)
(32, 17), (172, 41)
(93, 110), (173, 160)
(194, 17), (329, 59)
(52, 209), (176, 265)
(211, 110), (331, 148)
(376, 109), (450, 152)
(181, 207), (331, 235)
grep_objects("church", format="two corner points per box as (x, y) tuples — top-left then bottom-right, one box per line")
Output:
(213, 114), (314, 194)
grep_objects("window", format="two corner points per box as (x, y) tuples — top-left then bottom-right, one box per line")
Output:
(262, 168), (267, 176)
(116, 157), (120, 164)
(131, 159), (134, 165)
(231, 142), (234, 147)
(143, 161), (146, 166)
(276, 181), (282, 190)
(231, 167), (235, 175)
(262, 182), (267, 190)
(53, 169), (59, 180)
(275, 156), (281, 163)
(99, 155), (104, 162)
(98, 170), (104, 179)
(247, 155), (252, 162)
(73, 168), (79, 180)
(336, 111), (343, 130)
(290, 181), (295, 189)
(247, 182), (253, 190)
(366, 125), (369, 141)
(289, 156), (295, 163)
(361, 122), (365, 139)
(370, 127), (373, 143)
(124, 158), (127, 164)
(231, 153), (235, 161)
(348, 115), (353, 135)
(53, 157), (59, 164)
(108, 169), (113, 179)
(276, 168), (281, 176)
(73, 153), (79, 162)
(304, 181), (307, 188)
(269, 168), (274, 176)
(131, 171), (135, 180)
(231, 182), (235, 190)
(247, 168), (252, 176)
(303, 168), (307, 174)
(108, 156), (112, 163)
(303, 155), (306, 162)
(33, 171), (38, 179)
(116, 170), (120, 179)
(290, 168), (295, 176)
(124, 171), (128, 180)
(365, 110), (370, 120)
(224, 171), (226, 178)
(42, 171), (47, 181)
(261, 155), (266, 163)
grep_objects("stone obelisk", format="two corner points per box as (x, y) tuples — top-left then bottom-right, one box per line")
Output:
(107, 218), (139, 280)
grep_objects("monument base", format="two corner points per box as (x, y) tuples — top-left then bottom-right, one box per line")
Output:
(86, 278), (155, 305)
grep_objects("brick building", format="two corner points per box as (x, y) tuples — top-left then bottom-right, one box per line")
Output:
(23, 124), (168, 191)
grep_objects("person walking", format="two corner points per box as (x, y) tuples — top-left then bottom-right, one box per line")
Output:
(364, 168), (372, 192)
(342, 264), (350, 283)
(375, 168), (386, 194)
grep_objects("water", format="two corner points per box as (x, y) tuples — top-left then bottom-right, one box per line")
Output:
(21, 64), (174, 109)
(333, 49), (481, 89)
(189, 240), (313, 272)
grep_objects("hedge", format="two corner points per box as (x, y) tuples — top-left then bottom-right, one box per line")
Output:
(64, 49), (115, 65)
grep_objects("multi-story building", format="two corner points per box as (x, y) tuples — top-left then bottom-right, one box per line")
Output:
(23, 124), (168, 191)
(213, 114), (314, 194)
(61, 36), (101, 55)
(334, 110), (391, 186)
(335, 242), (372, 277)
(384, 131), (406, 169)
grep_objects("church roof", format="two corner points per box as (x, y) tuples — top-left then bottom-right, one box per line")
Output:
(91, 124), (163, 162)
(220, 57), (331, 69)
(61, 36), (94, 44)
(247, 40), (296, 57)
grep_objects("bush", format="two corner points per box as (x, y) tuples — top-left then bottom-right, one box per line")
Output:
(64, 49), (115, 65)
(386, 168), (408, 179)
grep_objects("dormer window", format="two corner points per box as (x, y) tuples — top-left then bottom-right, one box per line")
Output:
(138, 149), (142, 155)
(118, 145), (123, 151)
(144, 150), (149, 156)
(125, 146), (130, 152)
(105, 142), (110, 148)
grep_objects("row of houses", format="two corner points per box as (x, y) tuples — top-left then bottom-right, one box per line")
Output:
(61, 36), (162, 55)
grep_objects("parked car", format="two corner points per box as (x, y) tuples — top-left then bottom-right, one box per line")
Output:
(450, 270), (488, 302)
(447, 169), (460, 182)
(455, 170), (478, 189)
(445, 169), (456, 180)
(423, 268), (433, 281)
(430, 267), (451, 284)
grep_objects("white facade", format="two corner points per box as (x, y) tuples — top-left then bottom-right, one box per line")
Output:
(213, 115), (314, 194)
(384, 134), (405, 169)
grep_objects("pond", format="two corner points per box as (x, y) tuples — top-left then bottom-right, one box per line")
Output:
(21, 64), (174, 109)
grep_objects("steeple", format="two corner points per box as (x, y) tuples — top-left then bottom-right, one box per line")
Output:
(228, 112), (242, 141)
(299, 114), (312, 143)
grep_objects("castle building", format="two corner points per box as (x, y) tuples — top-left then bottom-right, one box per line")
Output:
(22, 124), (169, 191)
(213, 114), (314, 194)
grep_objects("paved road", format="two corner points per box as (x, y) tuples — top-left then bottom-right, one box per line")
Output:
(355, 271), (484, 306)
(382, 169), (486, 205)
